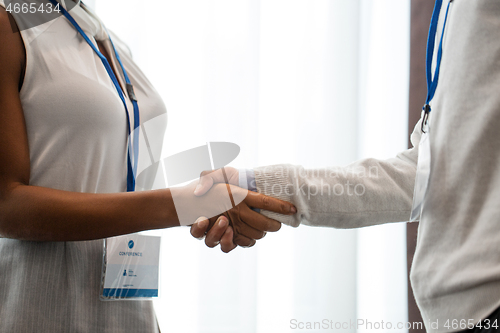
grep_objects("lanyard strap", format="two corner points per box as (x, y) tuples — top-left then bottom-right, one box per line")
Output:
(422, 0), (453, 131)
(48, 0), (139, 191)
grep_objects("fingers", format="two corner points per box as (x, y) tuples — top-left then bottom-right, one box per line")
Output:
(233, 233), (256, 248)
(205, 216), (229, 248)
(191, 216), (236, 253)
(220, 226), (237, 253)
(238, 205), (282, 232)
(244, 191), (297, 215)
(233, 217), (267, 239)
(190, 217), (209, 239)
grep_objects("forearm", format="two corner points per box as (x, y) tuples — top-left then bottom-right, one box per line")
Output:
(253, 119), (423, 228)
(0, 184), (178, 241)
(254, 157), (416, 228)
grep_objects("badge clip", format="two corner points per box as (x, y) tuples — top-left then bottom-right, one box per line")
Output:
(421, 104), (431, 133)
(126, 83), (138, 102)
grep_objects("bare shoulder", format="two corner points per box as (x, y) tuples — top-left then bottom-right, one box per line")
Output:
(0, 6), (26, 89)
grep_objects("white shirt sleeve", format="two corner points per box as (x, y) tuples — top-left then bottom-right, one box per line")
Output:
(254, 119), (423, 228)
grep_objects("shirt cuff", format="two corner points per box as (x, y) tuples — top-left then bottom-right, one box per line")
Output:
(239, 169), (259, 212)
(239, 169), (257, 192)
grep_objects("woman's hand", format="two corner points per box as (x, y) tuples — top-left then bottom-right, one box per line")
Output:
(190, 216), (237, 253)
(189, 188), (294, 251)
(187, 169), (297, 252)
(179, 184), (296, 250)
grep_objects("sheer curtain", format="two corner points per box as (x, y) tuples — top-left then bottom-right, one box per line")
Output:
(94, 1), (410, 332)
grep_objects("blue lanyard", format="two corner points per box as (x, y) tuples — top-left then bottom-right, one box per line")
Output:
(49, 0), (140, 192)
(422, 0), (453, 131)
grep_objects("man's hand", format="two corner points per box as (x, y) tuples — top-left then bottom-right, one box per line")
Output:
(190, 167), (296, 253)
(194, 167), (240, 196)
(183, 182), (294, 244)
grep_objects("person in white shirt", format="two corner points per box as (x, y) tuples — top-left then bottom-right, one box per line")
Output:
(190, 1), (500, 332)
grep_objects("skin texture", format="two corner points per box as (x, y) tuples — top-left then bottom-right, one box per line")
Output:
(190, 167), (255, 252)
(0, 8), (296, 245)
(190, 167), (297, 252)
(190, 183), (295, 253)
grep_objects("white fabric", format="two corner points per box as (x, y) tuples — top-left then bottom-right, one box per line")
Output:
(95, 0), (410, 332)
(0, 1), (167, 332)
(254, 1), (500, 332)
(70, 1), (107, 41)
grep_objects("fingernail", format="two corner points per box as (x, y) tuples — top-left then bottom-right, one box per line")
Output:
(219, 217), (228, 227)
(291, 206), (297, 214)
(194, 184), (202, 194)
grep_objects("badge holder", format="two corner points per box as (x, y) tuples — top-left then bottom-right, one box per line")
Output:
(410, 0), (453, 221)
(410, 110), (432, 222)
(100, 233), (161, 301)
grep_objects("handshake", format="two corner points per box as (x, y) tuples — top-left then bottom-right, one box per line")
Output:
(170, 167), (296, 253)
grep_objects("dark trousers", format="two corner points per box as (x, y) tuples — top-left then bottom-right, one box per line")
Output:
(459, 306), (500, 333)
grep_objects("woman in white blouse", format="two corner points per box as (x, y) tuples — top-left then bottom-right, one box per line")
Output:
(0, 1), (295, 332)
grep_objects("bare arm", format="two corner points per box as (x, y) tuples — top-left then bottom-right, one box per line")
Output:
(0, 9), (179, 241)
(0, 8), (295, 243)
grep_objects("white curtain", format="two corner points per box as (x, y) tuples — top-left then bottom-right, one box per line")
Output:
(94, 1), (410, 332)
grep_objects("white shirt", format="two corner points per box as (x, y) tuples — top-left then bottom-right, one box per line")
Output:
(254, 1), (500, 332)
(0, 1), (166, 332)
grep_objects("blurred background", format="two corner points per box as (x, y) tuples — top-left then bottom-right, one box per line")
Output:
(89, 0), (411, 332)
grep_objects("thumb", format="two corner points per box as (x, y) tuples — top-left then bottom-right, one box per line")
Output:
(194, 172), (215, 196)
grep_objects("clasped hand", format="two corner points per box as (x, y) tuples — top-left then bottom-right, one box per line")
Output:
(173, 168), (295, 253)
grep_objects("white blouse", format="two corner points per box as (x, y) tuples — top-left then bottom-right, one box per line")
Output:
(0, 1), (167, 332)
